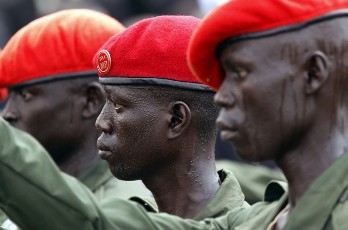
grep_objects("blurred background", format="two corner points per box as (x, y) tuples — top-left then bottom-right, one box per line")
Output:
(0, 0), (229, 48)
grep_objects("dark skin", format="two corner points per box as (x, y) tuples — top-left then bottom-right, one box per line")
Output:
(1, 77), (105, 177)
(96, 85), (220, 218)
(215, 18), (348, 228)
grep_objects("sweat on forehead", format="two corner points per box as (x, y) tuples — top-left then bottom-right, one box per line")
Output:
(187, 0), (348, 91)
(94, 15), (213, 92)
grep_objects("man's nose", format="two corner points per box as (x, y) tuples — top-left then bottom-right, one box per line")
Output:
(1, 101), (20, 123)
(95, 111), (113, 134)
(214, 86), (236, 108)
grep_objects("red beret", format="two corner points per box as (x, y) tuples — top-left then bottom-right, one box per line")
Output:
(188, 0), (348, 90)
(0, 9), (125, 87)
(94, 15), (212, 91)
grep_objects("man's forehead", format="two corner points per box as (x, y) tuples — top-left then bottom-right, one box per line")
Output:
(11, 84), (67, 97)
(219, 37), (278, 62)
(103, 85), (153, 96)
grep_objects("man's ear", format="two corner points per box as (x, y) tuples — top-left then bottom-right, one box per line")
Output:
(304, 51), (329, 94)
(81, 82), (105, 119)
(167, 101), (191, 140)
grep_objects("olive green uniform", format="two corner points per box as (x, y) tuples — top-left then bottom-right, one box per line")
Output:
(228, 152), (348, 230)
(195, 169), (249, 220)
(216, 160), (285, 204)
(0, 162), (150, 229)
(131, 169), (249, 220)
(0, 117), (151, 229)
(78, 160), (151, 202)
(0, 211), (8, 229)
(1, 117), (346, 229)
(0, 117), (239, 229)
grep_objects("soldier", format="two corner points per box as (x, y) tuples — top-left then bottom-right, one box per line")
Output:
(188, 0), (348, 228)
(0, 9), (150, 229)
(94, 15), (249, 218)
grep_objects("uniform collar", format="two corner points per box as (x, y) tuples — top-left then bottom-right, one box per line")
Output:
(284, 152), (348, 229)
(130, 169), (248, 219)
(78, 160), (112, 192)
(194, 169), (249, 220)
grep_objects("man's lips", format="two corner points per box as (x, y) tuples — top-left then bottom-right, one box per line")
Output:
(220, 129), (239, 141)
(96, 139), (112, 160)
(217, 122), (239, 141)
(98, 150), (112, 160)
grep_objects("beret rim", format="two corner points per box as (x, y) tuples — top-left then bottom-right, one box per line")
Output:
(8, 70), (97, 89)
(99, 77), (214, 92)
(216, 10), (348, 57)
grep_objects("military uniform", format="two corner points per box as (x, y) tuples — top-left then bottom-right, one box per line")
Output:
(79, 160), (151, 202)
(221, 153), (348, 229)
(195, 169), (249, 220)
(0, 117), (151, 230)
(215, 160), (285, 204)
(185, 0), (348, 228)
(132, 169), (249, 220)
(0, 117), (241, 229)
(2, 115), (348, 229)
(0, 211), (8, 229)
(0, 156), (150, 230)
(0, 159), (150, 230)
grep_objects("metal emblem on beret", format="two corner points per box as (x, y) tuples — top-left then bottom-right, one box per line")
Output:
(97, 50), (112, 75)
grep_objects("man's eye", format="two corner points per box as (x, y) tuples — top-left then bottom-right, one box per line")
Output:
(238, 70), (248, 79)
(114, 103), (123, 112)
(19, 90), (33, 101)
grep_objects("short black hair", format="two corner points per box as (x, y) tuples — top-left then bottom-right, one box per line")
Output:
(137, 86), (219, 142)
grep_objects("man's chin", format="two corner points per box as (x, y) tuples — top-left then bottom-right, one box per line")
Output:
(109, 165), (139, 181)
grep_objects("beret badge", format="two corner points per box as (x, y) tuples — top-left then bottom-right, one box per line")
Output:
(96, 50), (112, 75)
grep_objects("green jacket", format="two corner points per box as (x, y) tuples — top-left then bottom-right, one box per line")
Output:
(195, 169), (249, 220)
(1, 117), (347, 229)
(215, 160), (285, 204)
(0, 211), (6, 226)
(219, 153), (348, 230)
(0, 117), (229, 229)
(0, 118), (152, 229)
(0, 161), (151, 229)
(131, 169), (249, 220)
(78, 160), (151, 202)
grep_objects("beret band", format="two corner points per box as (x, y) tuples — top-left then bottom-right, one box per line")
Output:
(99, 77), (213, 92)
(9, 71), (97, 89)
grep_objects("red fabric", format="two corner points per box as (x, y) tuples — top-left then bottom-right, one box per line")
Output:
(94, 15), (203, 84)
(188, 0), (348, 90)
(0, 9), (125, 87)
(0, 88), (8, 101)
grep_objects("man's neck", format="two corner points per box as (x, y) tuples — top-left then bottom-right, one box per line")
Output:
(56, 135), (99, 178)
(277, 126), (348, 208)
(142, 152), (220, 218)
